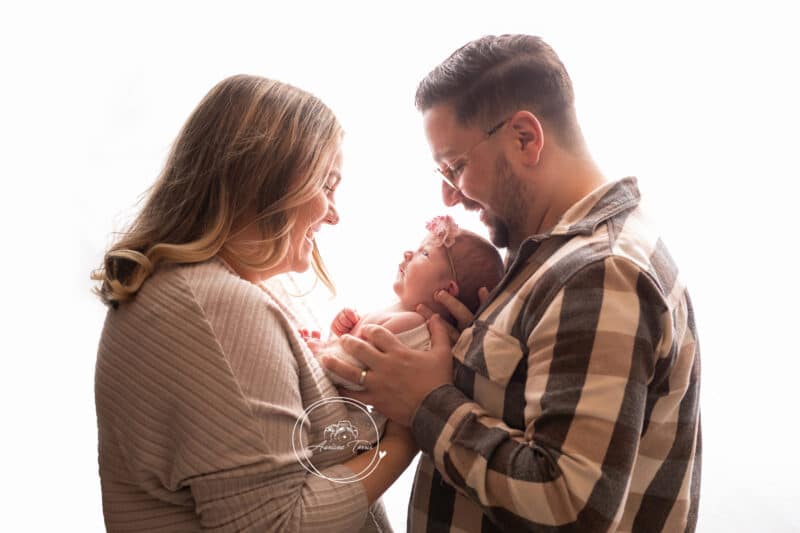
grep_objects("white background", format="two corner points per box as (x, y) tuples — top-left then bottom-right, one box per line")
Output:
(2, 1), (799, 531)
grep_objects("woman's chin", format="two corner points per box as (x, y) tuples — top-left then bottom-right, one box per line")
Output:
(290, 254), (313, 274)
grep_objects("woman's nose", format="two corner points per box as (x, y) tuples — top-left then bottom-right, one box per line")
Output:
(324, 203), (339, 225)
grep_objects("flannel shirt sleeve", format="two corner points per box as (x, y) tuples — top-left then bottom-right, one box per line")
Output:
(410, 256), (667, 530)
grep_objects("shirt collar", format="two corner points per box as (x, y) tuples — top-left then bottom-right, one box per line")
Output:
(536, 176), (640, 240)
(506, 177), (641, 267)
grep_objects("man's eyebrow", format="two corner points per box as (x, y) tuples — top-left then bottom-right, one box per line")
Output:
(433, 149), (457, 162)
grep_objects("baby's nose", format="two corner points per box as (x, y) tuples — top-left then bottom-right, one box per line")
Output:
(403, 251), (413, 261)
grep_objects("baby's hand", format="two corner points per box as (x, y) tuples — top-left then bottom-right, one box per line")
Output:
(297, 329), (324, 355)
(331, 308), (360, 337)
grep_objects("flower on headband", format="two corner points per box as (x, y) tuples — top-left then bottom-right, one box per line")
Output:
(425, 215), (459, 248)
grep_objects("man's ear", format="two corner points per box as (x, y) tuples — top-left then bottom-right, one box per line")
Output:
(510, 111), (544, 165)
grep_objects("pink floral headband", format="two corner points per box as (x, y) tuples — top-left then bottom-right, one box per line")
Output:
(426, 215), (459, 283)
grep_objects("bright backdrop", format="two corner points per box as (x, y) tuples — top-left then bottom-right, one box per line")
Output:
(2, 1), (798, 531)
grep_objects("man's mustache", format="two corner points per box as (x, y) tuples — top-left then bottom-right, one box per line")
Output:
(461, 198), (481, 211)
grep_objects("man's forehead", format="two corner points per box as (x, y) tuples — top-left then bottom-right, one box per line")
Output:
(423, 105), (469, 161)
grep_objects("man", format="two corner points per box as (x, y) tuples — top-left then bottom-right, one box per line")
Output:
(322, 34), (701, 532)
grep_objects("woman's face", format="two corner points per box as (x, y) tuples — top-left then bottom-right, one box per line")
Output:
(393, 235), (453, 311)
(286, 148), (342, 273)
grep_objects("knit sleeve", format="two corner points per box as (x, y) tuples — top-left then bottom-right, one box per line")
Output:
(98, 266), (370, 532)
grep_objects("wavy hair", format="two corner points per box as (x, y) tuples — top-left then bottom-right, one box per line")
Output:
(92, 74), (342, 307)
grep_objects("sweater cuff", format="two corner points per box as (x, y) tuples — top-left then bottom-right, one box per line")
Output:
(410, 384), (472, 457)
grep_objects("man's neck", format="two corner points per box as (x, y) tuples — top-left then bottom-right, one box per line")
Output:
(508, 154), (607, 252)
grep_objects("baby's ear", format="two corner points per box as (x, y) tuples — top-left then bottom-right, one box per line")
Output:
(446, 280), (459, 298)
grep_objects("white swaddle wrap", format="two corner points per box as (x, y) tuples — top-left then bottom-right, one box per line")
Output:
(318, 322), (432, 391)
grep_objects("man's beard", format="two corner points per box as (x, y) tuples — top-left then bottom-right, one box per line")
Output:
(482, 209), (510, 249)
(480, 155), (527, 249)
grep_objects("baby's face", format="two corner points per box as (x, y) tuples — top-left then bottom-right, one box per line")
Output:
(393, 236), (453, 311)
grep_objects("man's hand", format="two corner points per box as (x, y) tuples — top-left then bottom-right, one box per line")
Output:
(319, 314), (454, 427)
(330, 308), (361, 337)
(416, 287), (490, 343)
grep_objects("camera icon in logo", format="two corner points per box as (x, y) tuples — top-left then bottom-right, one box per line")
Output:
(292, 397), (384, 483)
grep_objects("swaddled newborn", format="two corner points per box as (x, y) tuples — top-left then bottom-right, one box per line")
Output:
(318, 216), (504, 391)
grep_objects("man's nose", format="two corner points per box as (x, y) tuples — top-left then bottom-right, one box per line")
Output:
(441, 182), (463, 207)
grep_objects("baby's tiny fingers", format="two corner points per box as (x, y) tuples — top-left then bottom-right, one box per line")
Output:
(434, 290), (473, 330)
(344, 308), (360, 323)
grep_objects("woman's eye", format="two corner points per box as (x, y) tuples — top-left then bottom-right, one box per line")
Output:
(323, 174), (341, 195)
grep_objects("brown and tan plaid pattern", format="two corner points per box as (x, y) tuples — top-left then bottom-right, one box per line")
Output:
(408, 178), (701, 532)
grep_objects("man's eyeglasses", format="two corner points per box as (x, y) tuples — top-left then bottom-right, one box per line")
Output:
(435, 117), (509, 192)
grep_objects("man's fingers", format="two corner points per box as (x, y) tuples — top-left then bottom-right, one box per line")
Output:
(338, 387), (371, 404)
(340, 333), (384, 369)
(434, 289), (473, 330)
(428, 314), (459, 347)
(478, 286), (490, 306)
(320, 353), (364, 386)
(359, 325), (403, 354)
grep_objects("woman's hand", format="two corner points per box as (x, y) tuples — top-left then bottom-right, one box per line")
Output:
(331, 308), (360, 337)
(415, 287), (490, 343)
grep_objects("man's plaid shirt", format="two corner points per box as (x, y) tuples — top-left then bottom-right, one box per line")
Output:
(408, 178), (701, 532)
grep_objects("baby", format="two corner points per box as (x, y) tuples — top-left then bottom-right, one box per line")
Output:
(317, 215), (504, 391)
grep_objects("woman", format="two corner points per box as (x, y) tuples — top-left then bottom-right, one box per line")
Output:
(92, 75), (417, 532)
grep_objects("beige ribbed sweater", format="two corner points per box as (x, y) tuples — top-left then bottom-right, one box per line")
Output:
(95, 257), (391, 532)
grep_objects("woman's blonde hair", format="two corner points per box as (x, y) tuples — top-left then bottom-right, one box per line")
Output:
(92, 74), (342, 307)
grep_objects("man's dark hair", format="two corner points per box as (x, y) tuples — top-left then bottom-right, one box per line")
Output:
(416, 34), (581, 149)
